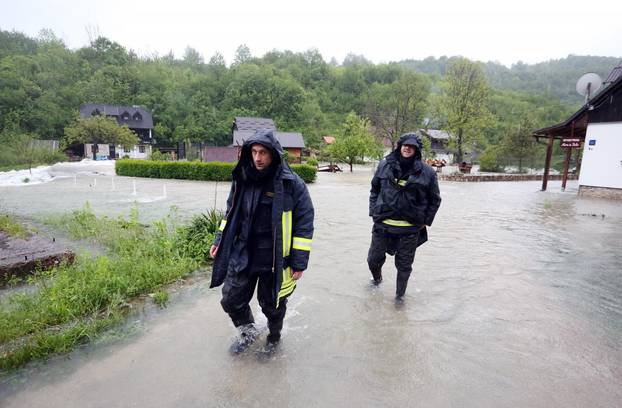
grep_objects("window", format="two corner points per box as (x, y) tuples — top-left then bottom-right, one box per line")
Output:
(133, 112), (142, 121)
(124, 147), (131, 153)
(121, 111), (130, 120)
(139, 145), (146, 153)
(91, 109), (101, 116)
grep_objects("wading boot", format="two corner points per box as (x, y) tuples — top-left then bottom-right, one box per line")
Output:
(257, 331), (281, 357)
(229, 323), (259, 355)
(264, 332), (281, 353)
(396, 278), (408, 300)
(370, 267), (383, 285)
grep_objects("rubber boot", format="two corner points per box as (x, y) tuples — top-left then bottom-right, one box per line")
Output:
(264, 331), (281, 353)
(267, 317), (283, 342)
(229, 323), (259, 355)
(370, 267), (383, 285)
(396, 278), (409, 299)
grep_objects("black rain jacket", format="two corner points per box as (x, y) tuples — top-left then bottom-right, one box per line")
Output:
(211, 129), (315, 306)
(369, 132), (441, 245)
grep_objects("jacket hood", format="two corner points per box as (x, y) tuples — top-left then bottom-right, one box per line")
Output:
(390, 132), (423, 161)
(234, 128), (292, 179)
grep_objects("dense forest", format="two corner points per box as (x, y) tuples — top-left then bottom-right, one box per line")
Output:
(400, 55), (619, 105)
(1, 28), (620, 169)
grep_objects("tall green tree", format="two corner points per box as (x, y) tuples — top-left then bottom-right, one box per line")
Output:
(0, 55), (40, 132)
(77, 36), (131, 70)
(183, 47), (204, 66)
(438, 58), (491, 163)
(500, 115), (537, 172)
(62, 116), (138, 149)
(223, 64), (306, 128)
(233, 44), (252, 65)
(366, 70), (430, 148)
(208, 52), (226, 66)
(328, 112), (378, 172)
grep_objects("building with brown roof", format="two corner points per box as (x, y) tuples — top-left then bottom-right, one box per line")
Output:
(79, 104), (155, 160)
(534, 62), (622, 198)
(231, 117), (305, 163)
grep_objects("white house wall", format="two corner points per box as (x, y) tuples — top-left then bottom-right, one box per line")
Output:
(579, 122), (622, 189)
(432, 152), (454, 162)
(118, 145), (151, 159)
(84, 144), (110, 160)
(84, 144), (151, 160)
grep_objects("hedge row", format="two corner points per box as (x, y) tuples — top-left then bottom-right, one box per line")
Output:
(290, 163), (317, 183)
(115, 160), (316, 183)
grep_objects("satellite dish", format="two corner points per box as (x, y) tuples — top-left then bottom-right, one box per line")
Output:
(576, 73), (602, 103)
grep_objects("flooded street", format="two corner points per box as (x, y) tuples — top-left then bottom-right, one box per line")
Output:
(1, 162), (621, 407)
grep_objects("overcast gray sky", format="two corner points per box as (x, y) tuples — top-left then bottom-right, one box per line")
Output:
(1, 0), (621, 66)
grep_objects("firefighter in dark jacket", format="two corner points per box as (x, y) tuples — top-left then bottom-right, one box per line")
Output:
(368, 132), (441, 300)
(210, 129), (314, 353)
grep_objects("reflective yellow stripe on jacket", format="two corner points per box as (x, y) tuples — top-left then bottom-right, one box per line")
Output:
(292, 236), (312, 251)
(218, 219), (227, 232)
(382, 219), (415, 227)
(278, 211), (295, 304)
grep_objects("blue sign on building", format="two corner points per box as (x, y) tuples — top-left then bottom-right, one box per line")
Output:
(589, 139), (596, 146)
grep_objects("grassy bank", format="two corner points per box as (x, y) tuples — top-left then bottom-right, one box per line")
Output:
(0, 205), (220, 371)
(0, 214), (30, 239)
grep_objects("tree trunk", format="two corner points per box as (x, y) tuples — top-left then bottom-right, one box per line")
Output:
(349, 159), (353, 172)
(456, 128), (464, 163)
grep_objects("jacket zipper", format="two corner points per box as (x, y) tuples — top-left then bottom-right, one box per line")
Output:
(223, 182), (237, 230)
(272, 225), (277, 273)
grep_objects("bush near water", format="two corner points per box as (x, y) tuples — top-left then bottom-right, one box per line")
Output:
(115, 159), (317, 183)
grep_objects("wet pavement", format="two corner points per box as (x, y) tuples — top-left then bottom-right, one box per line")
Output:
(1, 162), (621, 407)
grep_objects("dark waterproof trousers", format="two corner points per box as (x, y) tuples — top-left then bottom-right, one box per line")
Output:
(367, 228), (420, 296)
(220, 257), (287, 336)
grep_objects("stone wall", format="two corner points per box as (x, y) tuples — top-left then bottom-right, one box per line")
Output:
(439, 174), (579, 182)
(578, 185), (622, 200)
(0, 232), (75, 280)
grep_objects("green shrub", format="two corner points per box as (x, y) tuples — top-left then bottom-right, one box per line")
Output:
(305, 157), (318, 167)
(0, 131), (67, 169)
(0, 214), (30, 239)
(115, 160), (317, 183)
(178, 209), (224, 262)
(479, 147), (503, 172)
(148, 150), (172, 161)
(153, 290), (169, 308)
(116, 160), (234, 181)
(290, 164), (317, 183)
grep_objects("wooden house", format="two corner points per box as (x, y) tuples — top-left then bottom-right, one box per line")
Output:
(231, 117), (305, 163)
(534, 63), (622, 198)
(79, 104), (155, 160)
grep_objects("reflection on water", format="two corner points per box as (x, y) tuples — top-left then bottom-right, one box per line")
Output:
(1, 165), (621, 408)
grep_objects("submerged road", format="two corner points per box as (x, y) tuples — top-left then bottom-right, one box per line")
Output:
(1, 162), (621, 407)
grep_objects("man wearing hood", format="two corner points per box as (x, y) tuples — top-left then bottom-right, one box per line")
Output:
(210, 129), (314, 354)
(368, 132), (441, 300)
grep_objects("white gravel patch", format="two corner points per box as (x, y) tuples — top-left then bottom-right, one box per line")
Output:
(0, 159), (115, 187)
